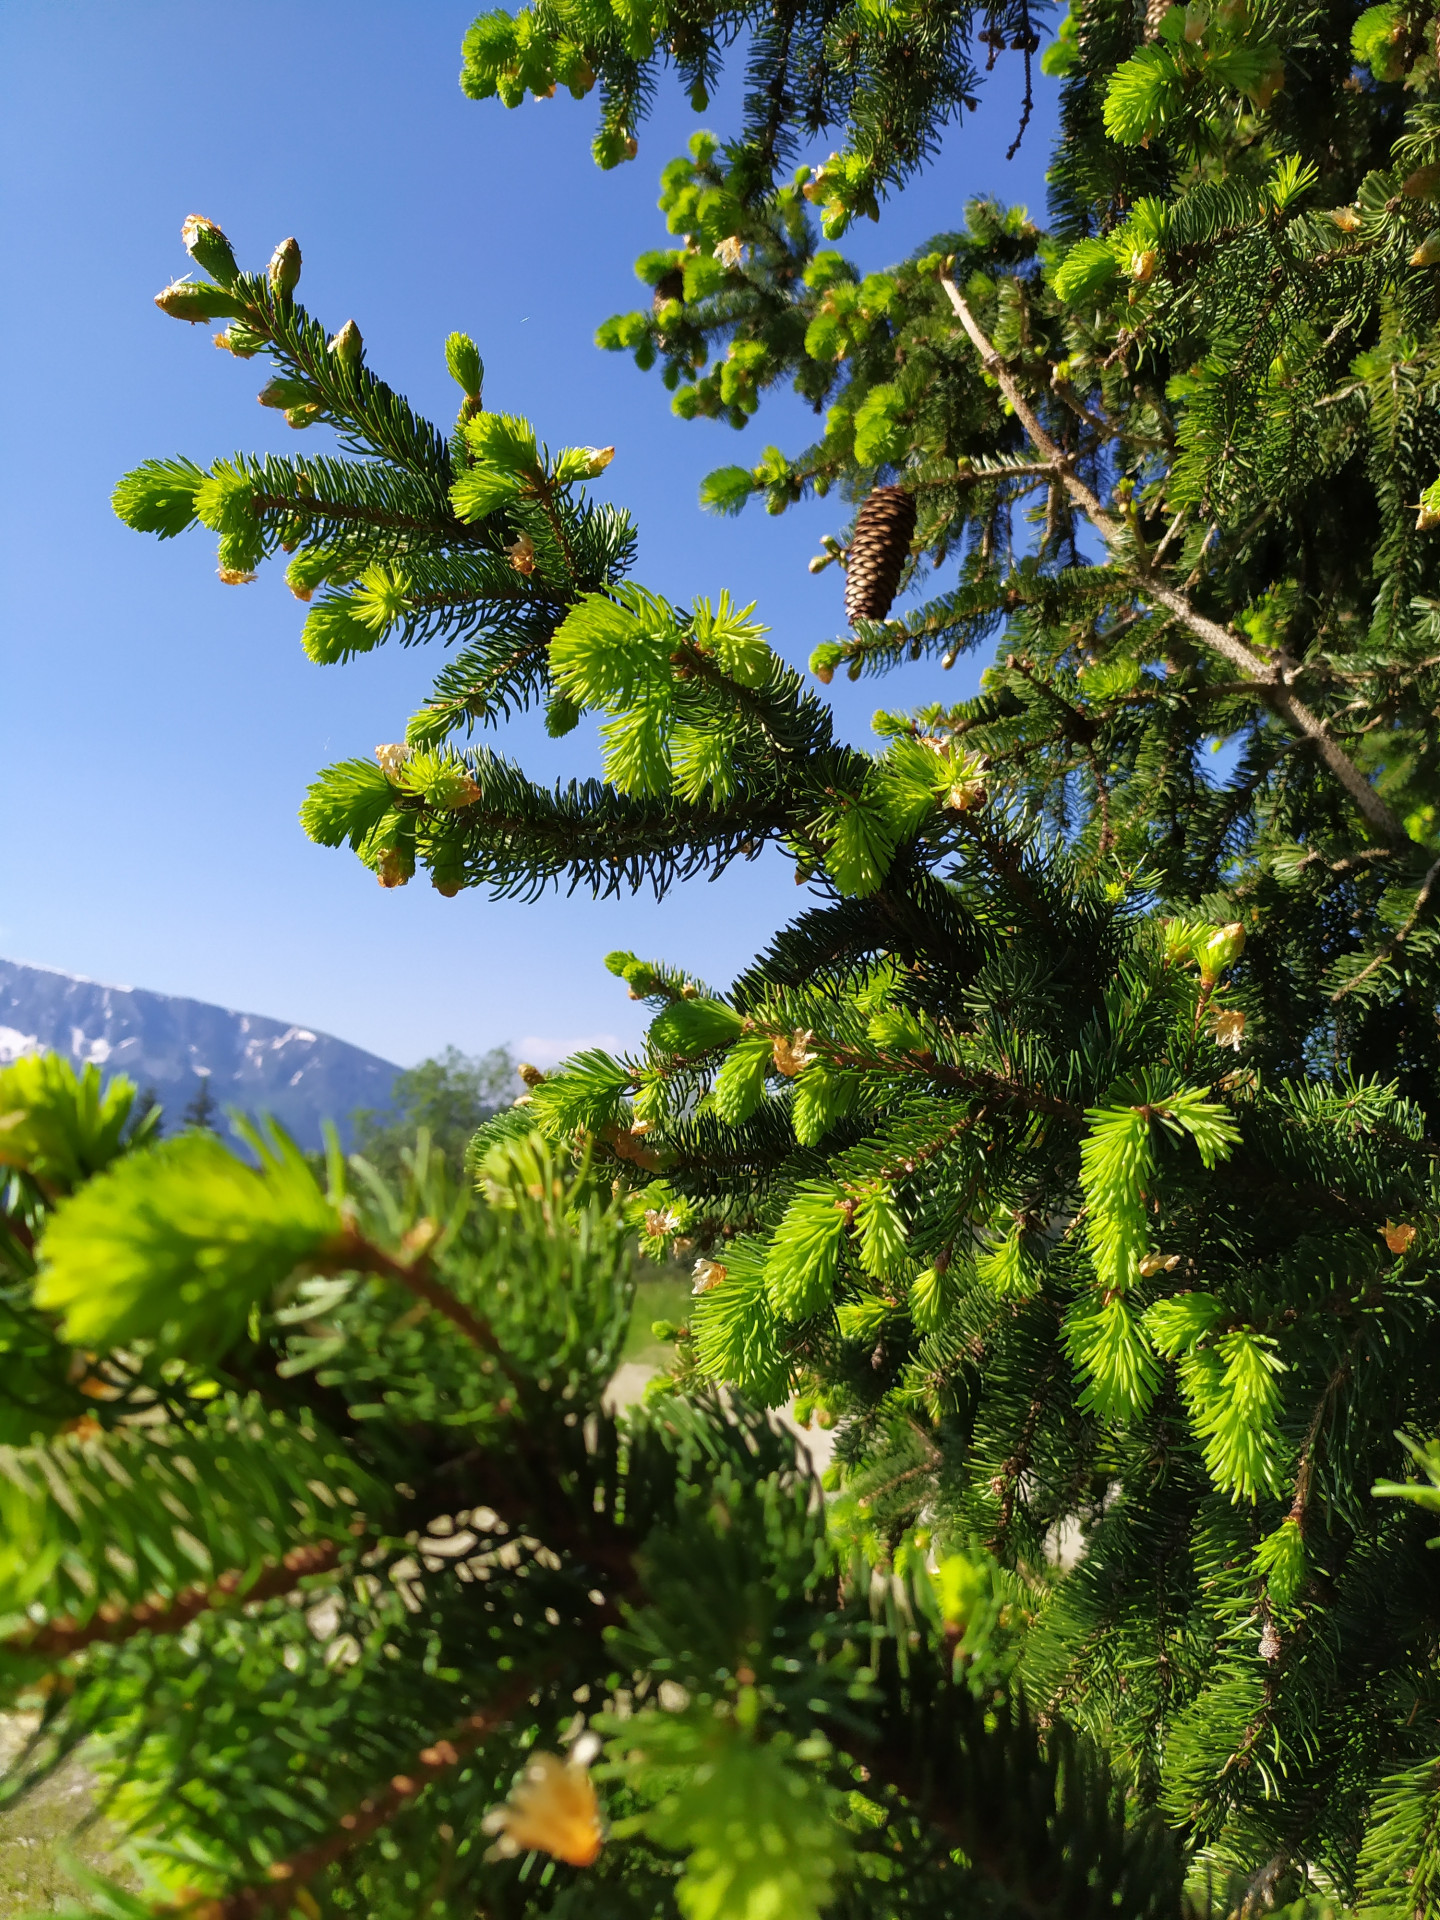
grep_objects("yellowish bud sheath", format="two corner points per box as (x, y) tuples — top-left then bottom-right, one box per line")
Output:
(1197, 922), (1245, 985)
(328, 319), (363, 369)
(482, 1754), (602, 1867)
(269, 236), (302, 296)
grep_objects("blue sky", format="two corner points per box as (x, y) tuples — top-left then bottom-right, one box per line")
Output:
(0, 3), (1059, 1070)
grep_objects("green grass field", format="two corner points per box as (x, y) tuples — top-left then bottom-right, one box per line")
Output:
(623, 1267), (692, 1369)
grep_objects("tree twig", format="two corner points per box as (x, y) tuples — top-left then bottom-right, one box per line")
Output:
(1330, 855), (1440, 1003)
(937, 276), (1408, 846)
(7, 1542), (342, 1661)
(320, 1229), (529, 1396)
(177, 1673), (543, 1920)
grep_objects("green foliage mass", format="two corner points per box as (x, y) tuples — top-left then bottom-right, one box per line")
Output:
(86, 0), (1440, 1906)
(0, 1058), (1187, 1920)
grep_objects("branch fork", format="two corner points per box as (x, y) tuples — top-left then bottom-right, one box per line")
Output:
(938, 276), (1408, 846)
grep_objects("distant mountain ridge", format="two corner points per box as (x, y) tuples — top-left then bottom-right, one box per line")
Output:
(0, 958), (399, 1148)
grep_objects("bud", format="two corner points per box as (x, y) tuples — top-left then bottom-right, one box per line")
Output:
(1129, 248), (1157, 283)
(1412, 233), (1440, 267)
(217, 567), (256, 585)
(445, 332), (484, 398)
(624, 134), (638, 159)
(581, 445), (615, 476)
(328, 319), (363, 370)
(181, 215), (238, 286)
(285, 406), (321, 429)
(518, 1062), (547, 1088)
(375, 742), (413, 782)
(1383, 1221), (1417, 1255)
(772, 1029), (816, 1077)
(507, 532), (537, 576)
(481, 1752), (602, 1867)
(214, 325), (264, 359)
(1183, 2), (1208, 40)
(1210, 1007), (1246, 1050)
(1328, 206), (1363, 232)
(691, 1258), (727, 1294)
(713, 235), (745, 269)
(268, 237), (302, 296)
(155, 278), (237, 324)
(1403, 163), (1440, 201)
(258, 378), (317, 410)
(431, 767), (482, 808)
(1197, 921), (1245, 984)
(376, 848), (413, 889)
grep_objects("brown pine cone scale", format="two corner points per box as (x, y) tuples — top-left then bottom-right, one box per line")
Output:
(844, 485), (917, 626)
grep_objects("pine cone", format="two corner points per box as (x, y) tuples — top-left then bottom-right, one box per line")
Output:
(844, 485), (916, 625)
(652, 268), (685, 314)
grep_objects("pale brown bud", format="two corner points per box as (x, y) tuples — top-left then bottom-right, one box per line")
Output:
(772, 1030), (815, 1077)
(691, 1257), (727, 1294)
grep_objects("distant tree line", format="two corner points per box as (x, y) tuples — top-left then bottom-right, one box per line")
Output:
(126, 1049), (518, 1168)
(351, 1045), (518, 1176)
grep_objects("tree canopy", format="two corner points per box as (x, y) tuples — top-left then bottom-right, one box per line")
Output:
(352, 1046), (518, 1179)
(6, 0), (1440, 1911)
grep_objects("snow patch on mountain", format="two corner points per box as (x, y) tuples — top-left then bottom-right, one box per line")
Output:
(0, 958), (399, 1149)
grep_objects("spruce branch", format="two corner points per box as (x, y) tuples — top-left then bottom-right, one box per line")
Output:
(174, 1672), (543, 1920)
(1329, 854), (1440, 1003)
(938, 275), (1408, 847)
(5, 1541), (343, 1662)
(251, 489), (470, 545)
(317, 1224), (535, 1398)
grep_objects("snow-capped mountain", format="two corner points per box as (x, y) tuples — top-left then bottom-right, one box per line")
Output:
(0, 958), (399, 1148)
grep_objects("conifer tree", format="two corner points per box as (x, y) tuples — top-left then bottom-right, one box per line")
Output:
(181, 1075), (219, 1135)
(28, 0), (1440, 1906)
